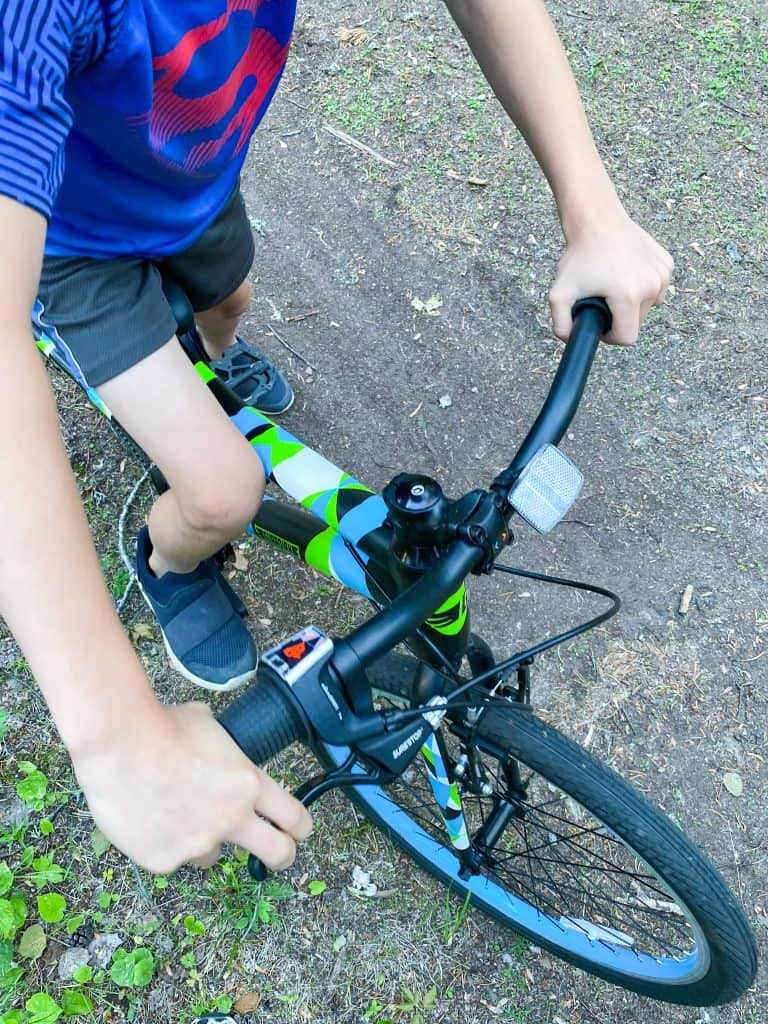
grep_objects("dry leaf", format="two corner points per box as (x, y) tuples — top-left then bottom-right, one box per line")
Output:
(91, 826), (111, 859)
(18, 924), (47, 960)
(336, 26), (371, 45)
(129, 622), (155, 643)
(411, 294), (442, 316)
(722, 772), (743, 797)
(234, 992), (261, 1013)
(233, 549), (249, 572)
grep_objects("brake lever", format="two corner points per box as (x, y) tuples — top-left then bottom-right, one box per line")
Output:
(247, 753), (395, 881)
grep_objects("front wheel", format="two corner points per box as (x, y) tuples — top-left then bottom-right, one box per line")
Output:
(316, 660), (757, 1005)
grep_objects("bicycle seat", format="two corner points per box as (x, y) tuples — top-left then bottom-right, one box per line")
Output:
(160, 273), (195, 335)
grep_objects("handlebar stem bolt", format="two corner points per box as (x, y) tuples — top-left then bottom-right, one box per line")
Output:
(410, 484), (425, 498)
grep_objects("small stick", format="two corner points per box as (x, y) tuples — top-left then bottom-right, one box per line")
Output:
(116, 467), (151, 615)
(285, 309), (321, 324)
(322, 124), (398, 168)
(678, 584), (694, 616)
(129, 860), (153, 905)
(266, 325), (318, 372)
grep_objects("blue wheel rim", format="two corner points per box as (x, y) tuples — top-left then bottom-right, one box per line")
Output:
(322, 741), (710, 986)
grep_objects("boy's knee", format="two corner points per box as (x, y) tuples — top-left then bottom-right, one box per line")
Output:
(205, 279), (251, 321)
(179, 458), (264, 539)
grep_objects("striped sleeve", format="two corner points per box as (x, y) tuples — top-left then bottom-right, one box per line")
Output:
(0, 0), (108, 218)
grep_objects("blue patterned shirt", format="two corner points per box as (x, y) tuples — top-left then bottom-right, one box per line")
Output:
(0, 0), (296, 257)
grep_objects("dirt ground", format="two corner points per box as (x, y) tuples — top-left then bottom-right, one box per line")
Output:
(1, 1), (766, 1023)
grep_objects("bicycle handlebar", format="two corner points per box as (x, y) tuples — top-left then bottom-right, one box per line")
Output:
(493, 297), (612, 493)
(219, 673), (308, 766)
(219, 298), (614, 768)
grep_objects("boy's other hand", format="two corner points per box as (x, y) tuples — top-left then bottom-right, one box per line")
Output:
(549, 210), (674, 347)
(72, 701), (312, 874)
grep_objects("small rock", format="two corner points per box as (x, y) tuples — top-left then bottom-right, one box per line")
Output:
(155, 935), (174, 956)
(725, 242), (743, 264)
(678, 584), (694, 615)
(0, 795), (30, 829)
(87, 932), (122, 969)
(350, 865), (377, 897)
(722, 735), (745, 767)
(58, 946), (90, 982)
(438, 394), (452, 409)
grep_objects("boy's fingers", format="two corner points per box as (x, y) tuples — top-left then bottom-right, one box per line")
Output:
(231, 816), (297, 871)
(193, 846), (222, 869)
(549, 290), (573, 342)
(605, 298), (640, 346)
(637, 298), (654, 330)
(250, 768), (313, 841)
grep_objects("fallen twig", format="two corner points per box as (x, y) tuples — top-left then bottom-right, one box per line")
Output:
(266, 325), (318, 372)
(322, 124), (398, 168)
(285, 309), (321, 324)
(116, 467), (151, 616)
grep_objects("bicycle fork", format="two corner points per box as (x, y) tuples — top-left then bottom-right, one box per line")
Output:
(420, 704), (529, 878)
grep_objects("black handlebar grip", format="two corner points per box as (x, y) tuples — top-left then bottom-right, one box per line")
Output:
(217, 676), (309, 766)
(571, 296), (613, 335)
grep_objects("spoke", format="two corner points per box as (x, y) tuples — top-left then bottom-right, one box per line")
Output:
(488, 839), (692, 955)
(515, 806), (666, 889)
(513, 819), (673, 905)
(487, 856), (690, 956)
(349, 714), (698, 964)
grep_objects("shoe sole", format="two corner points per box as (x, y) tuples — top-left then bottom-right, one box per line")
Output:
(252, 389), (295, 417)
(138, 581), (258, 693)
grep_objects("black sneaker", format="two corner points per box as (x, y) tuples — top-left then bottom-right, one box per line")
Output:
(211, 336), (294, 415)
(135, 527), (257, 692)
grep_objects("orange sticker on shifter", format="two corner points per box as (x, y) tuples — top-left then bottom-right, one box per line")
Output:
(283, 641), (307, 662)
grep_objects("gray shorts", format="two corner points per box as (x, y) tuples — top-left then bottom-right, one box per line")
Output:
(33, 186), (255, 388)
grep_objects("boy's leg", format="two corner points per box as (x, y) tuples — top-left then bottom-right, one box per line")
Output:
(34, 255), (265, 691)
(194, 277), (251, 360)
(160, 184), (293, 414)
(97, 337), (264, 578)
(96, 336), (264, 690)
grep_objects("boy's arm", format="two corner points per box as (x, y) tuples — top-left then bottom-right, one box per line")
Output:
(443, 0), (673, 345)
(0, 196), (311, 872)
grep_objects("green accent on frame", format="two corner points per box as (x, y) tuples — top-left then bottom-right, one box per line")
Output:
(425, 585), (468, 636)
(304, 528), (336, 576)
(447, 783), (463, 811)
(254, 425), (304, 469)
(301, 478), (375, 530)
(194, 361), (217, 384)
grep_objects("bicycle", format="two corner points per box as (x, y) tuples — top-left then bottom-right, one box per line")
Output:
(38, 290), (758, 1006)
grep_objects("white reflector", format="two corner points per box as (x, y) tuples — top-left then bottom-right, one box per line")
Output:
(508, 444), (583, 534)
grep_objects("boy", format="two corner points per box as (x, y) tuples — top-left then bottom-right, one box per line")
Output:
(0, 0), (672, 885)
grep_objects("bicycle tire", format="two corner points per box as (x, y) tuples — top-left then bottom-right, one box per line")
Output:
(316, 652), (757, 1005)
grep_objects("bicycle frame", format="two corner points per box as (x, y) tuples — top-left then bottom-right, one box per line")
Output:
(38, 334), (475, 851)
